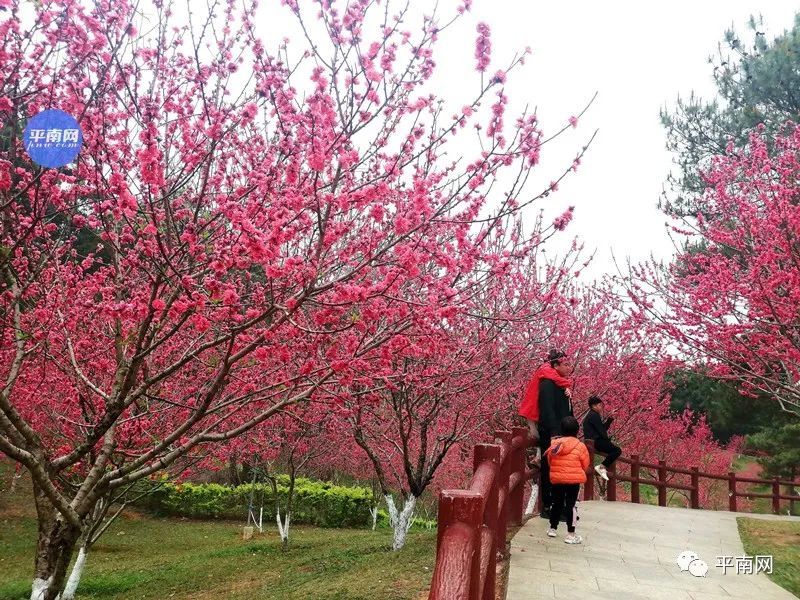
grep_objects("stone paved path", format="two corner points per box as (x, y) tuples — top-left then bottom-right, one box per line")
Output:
(507, 501), (799, 599)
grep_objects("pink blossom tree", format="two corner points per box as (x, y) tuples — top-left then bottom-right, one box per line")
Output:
(341, 213), (583, 550)
(0, 0), (587, 596)
(625, 125), (800, 417)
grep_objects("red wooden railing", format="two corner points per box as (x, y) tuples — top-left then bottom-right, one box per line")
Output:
(428, 433), (798, 600)
(428, 426), (532, 600)
(584, 440), (799, 514)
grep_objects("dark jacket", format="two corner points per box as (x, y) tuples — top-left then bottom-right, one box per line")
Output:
(582, 409), (611, 441)
(538, 378), (573, 435)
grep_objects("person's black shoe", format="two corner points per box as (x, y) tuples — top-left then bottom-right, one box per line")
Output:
(539, 506), (551, 519)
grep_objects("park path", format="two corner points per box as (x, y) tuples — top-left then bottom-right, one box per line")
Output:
(506, 501), (799, 600)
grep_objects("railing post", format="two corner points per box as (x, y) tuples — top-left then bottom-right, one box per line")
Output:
(509, 426), (528, 526)
(690, 467), (700, 509)
(630, 454), (640, 504)
(584, 440), (595, 501)
(607, 460), (617, 502)
(658, 460), (667, 507)
(494, 430), (512, 557)
(430, 490), (484, 600)
(772, 478), (781, 515)
(474, 444), (501, 600)
(728, 471), (737, 512)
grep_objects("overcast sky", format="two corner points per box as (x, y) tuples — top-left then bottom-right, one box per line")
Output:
(418, 1), (798, 279)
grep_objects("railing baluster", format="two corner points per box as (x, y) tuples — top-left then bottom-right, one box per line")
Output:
(690, 467), (700, 509)
(584, 440), (595, 501)
(429, 490), (484, 600)
(607, 460), (617, 502)
(658, 460), (667, 507)
(728, 471), (737, 512)
(473, 444), (501, 600)
(630, 454), (640, 504)
(772, 478), (781, 515)
(509, 426), (528, 525)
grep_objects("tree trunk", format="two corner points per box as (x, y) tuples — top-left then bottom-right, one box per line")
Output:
(228, 453), (240, 486)
(30, 517), (81, 600)
(369, 506), (378, 531)
(29, 484), (83, 600)
(60, 543), (88, 600)
(385, 494), (416, 551)
(524, 483), (538, 517)
(276, 509), (291, 551)
(9, 463), (22, 494)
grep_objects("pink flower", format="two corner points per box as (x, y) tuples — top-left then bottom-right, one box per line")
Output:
(475, 23), (491, 73)
(0, 160), (12, 192)
(241, 103), (258, 121)
(192, 314), (211, 332)
(568, 115), (578, 128)
(553, 206), (574, 231)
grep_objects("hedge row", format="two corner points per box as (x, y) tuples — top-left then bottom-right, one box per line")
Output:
(141, 476), (373, 528)
(138, 476), (438, 530)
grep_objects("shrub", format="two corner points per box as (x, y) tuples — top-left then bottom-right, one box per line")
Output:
(141, 476), (374, 527)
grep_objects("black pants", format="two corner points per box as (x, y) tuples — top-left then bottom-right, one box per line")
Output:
(549, 483), (580, 533)
(593, 437), (622, 468)
(538, 427), (553, 508)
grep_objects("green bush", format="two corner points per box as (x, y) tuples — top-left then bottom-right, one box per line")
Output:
(141, 476), (375, 528)
(374, 509), (436, 531)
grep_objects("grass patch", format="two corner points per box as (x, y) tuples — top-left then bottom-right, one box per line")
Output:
(738, 517), (800, 597)
(0, 463), (435, 600)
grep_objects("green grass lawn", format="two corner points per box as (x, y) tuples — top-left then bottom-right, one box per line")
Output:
(738, 518), (800, 597)
(0, 467), (436, 600)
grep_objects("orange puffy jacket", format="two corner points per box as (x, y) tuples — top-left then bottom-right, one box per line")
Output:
(545, 436), (590, 484)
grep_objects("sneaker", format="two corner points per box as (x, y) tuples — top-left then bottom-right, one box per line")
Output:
(547, 528), (557, 538)
(595, 464), (609, 481)
(564, 533), (583, 545)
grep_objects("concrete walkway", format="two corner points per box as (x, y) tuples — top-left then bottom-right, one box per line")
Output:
(507, 501), (799, 600)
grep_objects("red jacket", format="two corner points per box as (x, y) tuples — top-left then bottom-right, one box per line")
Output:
(518, 363), (572, 422)
(545, 436), (590, 484)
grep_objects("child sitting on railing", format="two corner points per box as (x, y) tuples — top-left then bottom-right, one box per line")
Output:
(582, 395), (621, 482)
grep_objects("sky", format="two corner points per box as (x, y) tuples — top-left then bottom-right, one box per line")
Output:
(420, 0), (799, 280)
(168, 0), (798, 281)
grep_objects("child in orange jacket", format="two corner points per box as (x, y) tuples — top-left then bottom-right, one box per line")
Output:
(544, 416), (589, 544)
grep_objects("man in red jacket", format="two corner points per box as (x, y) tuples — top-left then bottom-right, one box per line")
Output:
(518, 349), (573, 443)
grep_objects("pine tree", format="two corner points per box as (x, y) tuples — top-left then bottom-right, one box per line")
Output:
(661, 13), (800, 216)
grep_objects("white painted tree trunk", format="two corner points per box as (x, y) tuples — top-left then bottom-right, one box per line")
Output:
(60, 545), (88, 600)
(276, 509), (290, 548)
(385, 494), (416, 551)
(30, 577), (53, 600)
(524, 483), (538, 517)
(369, 506), (378, 531)
(9, 469), (21, 494)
